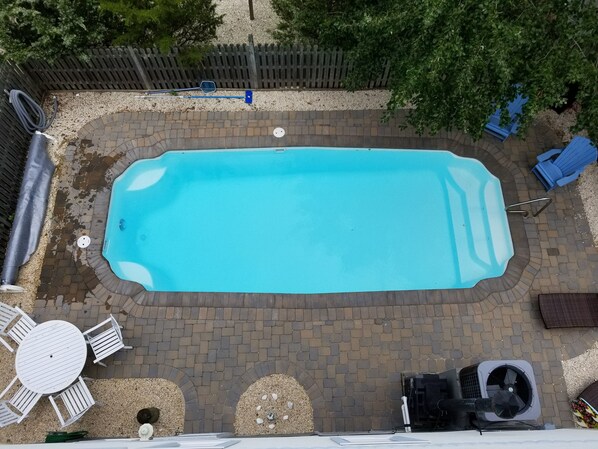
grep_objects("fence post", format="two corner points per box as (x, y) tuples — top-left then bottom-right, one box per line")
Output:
(248, 0), (255, 20)
(127, 46), (152, 90)
(247, 34), (260, 89)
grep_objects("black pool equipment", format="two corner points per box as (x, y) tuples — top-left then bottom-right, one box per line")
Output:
(0, 90), (56, 292)
(402, 373), (455, 431)
(402, 360), (541, 432)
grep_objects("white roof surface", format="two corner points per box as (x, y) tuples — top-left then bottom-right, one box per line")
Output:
(3, 429), (598, 449)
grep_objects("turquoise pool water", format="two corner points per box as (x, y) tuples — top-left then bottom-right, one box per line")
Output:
(103, 148), (514, 293)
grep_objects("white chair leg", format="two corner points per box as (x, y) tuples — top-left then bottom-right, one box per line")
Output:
(95, 360), (107, 367)
(0, 376), (18, 399)
(124, 345), (133, 350)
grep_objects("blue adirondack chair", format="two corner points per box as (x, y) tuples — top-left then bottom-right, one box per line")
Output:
(532, 136), (597, 191)
(485, 94), (529, 141)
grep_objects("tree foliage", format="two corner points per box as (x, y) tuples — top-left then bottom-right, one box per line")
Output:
(271, 0), (373, 47)
(0, 0), (109, 62)
(0, 0), (223, 63)
(99, 0), (223, 57)
(272, 0), (598, 141)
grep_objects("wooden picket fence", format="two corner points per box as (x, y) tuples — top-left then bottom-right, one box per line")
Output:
(22, 39), (391, 91)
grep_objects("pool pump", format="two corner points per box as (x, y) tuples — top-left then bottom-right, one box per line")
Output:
(458, 360), (541, 422)
(402, 360), (541, 431)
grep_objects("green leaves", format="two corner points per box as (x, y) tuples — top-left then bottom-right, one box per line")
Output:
(99, 0), (223, 53)
(273, 0), (598, 142)
(0, 0), (108, 62)
(0, 0), (223, 63)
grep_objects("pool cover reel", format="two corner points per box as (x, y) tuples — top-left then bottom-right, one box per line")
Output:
(0, 91), (56, 291)
(1, 132), (54, 289)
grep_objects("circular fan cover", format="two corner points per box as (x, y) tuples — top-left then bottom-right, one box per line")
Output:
(485, 366), (532, 415)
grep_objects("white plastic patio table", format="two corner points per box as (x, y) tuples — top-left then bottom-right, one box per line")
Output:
(15, 320), (87, 395)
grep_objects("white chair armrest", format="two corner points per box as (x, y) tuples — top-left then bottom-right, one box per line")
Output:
(82, 317), (112, 336)
(14, 306), (31, 319)
(536, 148), (562, 162)
(14, 306), (37, 328)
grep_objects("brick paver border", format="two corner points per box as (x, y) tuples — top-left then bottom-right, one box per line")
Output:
(80, 111), (540, 311)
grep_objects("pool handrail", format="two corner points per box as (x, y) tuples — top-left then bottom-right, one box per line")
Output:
(505, 197), (552, 218)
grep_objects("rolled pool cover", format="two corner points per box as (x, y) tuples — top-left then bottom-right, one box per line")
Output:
(1, 131), (54, 287)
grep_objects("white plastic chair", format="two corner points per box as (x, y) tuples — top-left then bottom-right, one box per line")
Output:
(0, 376), (42, 427)
(49, 376), (95, 428)
(0, 302), (37, 352)
(82, 314), (132, 366)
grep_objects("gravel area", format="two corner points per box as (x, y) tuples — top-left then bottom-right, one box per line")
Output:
(215, 0), (279, 44)
(0, 377), (184, 444)
(578, 162), (598, 248)
(563, 342), (598, 400)
(234, 374), (314, 435)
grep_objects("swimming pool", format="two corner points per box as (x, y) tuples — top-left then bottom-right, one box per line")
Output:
(102, 148), (513, 293)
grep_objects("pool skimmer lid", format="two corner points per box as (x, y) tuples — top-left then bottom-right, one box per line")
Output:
(77, 235), (91, 248)
(273, 127), (285, 138)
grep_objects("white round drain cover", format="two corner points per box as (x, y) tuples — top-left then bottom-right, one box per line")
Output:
(273, 127), (285, 138)
(77, 236), (91, 248)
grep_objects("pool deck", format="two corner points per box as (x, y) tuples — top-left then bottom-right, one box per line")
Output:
(36, 109), (598, 433)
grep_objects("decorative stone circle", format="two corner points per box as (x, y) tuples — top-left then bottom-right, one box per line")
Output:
(234, 374), (314, 436)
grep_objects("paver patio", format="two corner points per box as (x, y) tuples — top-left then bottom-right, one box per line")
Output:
(35, 109), (598, 434)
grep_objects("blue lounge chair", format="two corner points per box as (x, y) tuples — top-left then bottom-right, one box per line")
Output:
(532, 136), (597, 191)
(484, 94), (528, 141)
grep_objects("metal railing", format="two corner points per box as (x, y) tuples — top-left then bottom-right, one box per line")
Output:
(506, 197), (552, 218)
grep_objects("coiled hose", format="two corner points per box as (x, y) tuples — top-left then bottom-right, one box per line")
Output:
(6, 89), (57, 134)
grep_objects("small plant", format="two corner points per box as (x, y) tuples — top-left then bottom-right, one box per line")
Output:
(572, 398), (598, 429)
